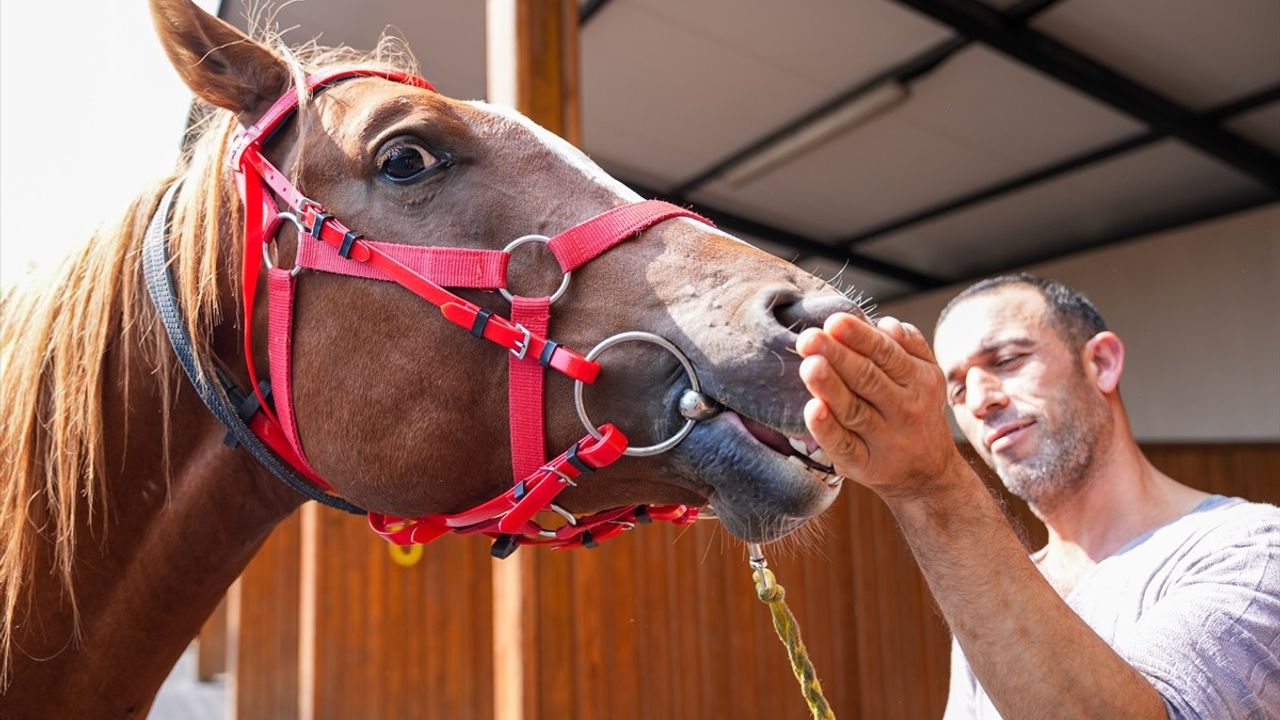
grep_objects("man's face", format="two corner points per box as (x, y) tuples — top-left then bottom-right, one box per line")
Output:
(933, 286), (1110, 514)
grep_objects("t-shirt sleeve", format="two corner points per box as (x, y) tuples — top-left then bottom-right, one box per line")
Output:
(1114, 511), (1280, 719)
(943, 635), (979, 720)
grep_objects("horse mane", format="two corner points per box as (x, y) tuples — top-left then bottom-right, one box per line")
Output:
(0, 25), (420, 682)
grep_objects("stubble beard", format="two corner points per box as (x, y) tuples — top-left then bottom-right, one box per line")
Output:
(992, 376), (1111, 517)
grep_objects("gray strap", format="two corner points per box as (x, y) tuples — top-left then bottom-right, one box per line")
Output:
(142, 183), (364, 515)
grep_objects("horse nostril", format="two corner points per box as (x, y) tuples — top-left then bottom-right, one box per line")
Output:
(768, 290), (861, 335)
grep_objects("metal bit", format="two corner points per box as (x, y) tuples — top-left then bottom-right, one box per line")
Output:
(678, 389), (723, 421)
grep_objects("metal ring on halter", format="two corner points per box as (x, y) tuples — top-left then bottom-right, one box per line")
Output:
(262, 212), (306, 277)
(499, 234), (572, 304)
(573, 331), (700, 457)
(532, 504), (579, 538)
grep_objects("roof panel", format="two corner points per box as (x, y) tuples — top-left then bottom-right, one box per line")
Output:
(1227, 102), (1280, 156)
(219, 0), (487, 99)
(581, 0), (953, 182)
(687, 45), (1144, 238)
(1032, 0), (1280, 110)
(743, 235), (912, 303)
(858, 140), (1273, 280)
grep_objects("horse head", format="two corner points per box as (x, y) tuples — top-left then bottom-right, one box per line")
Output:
(152, 0), (864, 544)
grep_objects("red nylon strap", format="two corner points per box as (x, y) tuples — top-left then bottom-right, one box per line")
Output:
(246, 411), (337, 492)
(297, 235), (509, 288)
(286, 200), (600, 383)
(229, 67), (722, 550)
(239, 169), (280, 430)
(509, 296), (551, 481)
(231, 68), (435, 167)
(367, 423), (629, 545)
(266, 268), (318, 475)
(548, 200), (712, 272)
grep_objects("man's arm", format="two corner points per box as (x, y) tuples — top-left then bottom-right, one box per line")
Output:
(796, 314), (1167, 719)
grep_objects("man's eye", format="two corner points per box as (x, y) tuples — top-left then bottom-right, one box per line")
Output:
(995, 354), (1024, 368)
(949, 385), (965, 403)
(377, 142), (451, 183)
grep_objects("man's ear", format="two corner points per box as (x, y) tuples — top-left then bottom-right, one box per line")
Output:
(150, 0), (292, 126)
(1083, 331), (1125, 394)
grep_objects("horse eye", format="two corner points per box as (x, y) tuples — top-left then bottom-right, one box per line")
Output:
(378, 143), (445, 183)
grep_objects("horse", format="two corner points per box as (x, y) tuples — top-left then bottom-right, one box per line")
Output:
(0, 0), (861, 713)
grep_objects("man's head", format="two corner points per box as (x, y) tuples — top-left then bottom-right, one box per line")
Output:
(933, 274), (1126, 515)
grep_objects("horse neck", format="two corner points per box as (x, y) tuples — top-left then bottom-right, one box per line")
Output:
(6, 182), (303, 714)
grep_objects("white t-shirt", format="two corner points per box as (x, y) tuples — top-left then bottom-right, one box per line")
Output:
(944, 496), (1280, 719)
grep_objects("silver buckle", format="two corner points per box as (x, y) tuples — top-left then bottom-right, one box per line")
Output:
(544, 466), (577, 487)
(262, 212), (307, 278)
(510, 323), (532, 360)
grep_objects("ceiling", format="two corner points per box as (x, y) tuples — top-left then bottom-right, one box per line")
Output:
(220, 0), (1280, 302)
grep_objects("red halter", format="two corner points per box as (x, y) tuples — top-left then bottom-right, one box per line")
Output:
(229, 68), (708, 555)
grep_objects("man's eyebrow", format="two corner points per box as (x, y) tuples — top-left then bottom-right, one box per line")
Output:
(977, 337), (1035, 354)
(945, 338), (1035, 382)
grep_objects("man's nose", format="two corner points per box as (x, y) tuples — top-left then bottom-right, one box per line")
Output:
(965, 368), (1008, 419)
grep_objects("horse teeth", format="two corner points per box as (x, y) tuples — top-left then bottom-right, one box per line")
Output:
(788, 437), (809, 455)
(809, 448), (830, 466)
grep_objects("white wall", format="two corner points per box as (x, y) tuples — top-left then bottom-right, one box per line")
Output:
(0, 0), (218, 289)
(880, 203), (1280, 442)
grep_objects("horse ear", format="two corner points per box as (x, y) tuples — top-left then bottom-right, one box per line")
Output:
(150, 0), (291, 124)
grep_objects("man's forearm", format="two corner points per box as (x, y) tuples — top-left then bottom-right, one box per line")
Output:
(884, 457), (1167, 719)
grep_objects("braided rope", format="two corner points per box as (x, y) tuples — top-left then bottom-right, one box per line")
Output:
(753, 567), (836, 720)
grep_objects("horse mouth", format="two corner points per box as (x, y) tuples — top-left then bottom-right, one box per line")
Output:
(666, 401), (842, 543)
(733, 412), (837, 476)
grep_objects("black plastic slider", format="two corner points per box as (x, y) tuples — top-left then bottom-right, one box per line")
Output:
(216, 369), (272, 448)
(338, 229), (362, 259)
(490, 534), (520, 559)
(633, 506), (652, 524)
(309, 211), (333, 239)
(512, 480), (527, 501)
(566, 442), (594, 475)
(580, 531), (598, 549)
(538, 339), (559, 368)
(471, 309), (494, 338)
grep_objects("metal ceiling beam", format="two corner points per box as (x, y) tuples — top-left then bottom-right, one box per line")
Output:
(579, 0), (615, 26)
(890, 0), (1280, 192)
(620, 179), (946, 289)
(839, 82), (1280, 248)
(670, 0), (1061, 197)
(874, 193), (1276, 303)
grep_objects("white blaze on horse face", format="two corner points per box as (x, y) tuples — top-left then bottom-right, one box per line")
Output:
(463, 101), (751, 247)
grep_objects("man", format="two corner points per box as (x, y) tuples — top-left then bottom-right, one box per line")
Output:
(795, 273), (1279, 718)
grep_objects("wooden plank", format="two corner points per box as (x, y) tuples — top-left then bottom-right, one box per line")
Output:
(299, 506), (494, 719)
(232, 511), (302, 720)
(197, 594), (228, 681)
(485, 2), (581, 718)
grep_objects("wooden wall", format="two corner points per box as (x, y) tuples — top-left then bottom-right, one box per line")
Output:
(219, 443), (1278, 719)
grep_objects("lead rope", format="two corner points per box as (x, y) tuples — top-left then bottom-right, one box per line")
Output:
(748, 543), (836, 720)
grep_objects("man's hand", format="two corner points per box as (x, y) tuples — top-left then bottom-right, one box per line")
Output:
(796, 313), (963, 498)
(796, 316), (1168, 719)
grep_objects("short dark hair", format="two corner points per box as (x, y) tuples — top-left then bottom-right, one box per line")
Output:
(936, 273), (1108, 349)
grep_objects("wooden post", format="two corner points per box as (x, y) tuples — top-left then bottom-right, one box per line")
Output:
(197, 594), (228, 681)
(485, 2), (581, 718)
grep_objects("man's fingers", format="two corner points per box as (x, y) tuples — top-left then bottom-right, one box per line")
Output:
(803, 397), (868, 469)
(799, 355), (885, 429)
(881, 318), (937, 364)
(824, 313), (916, 386)
(798, 333), (897, 417)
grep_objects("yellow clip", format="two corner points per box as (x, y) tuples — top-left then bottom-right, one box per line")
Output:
(388, 543), (424, 567)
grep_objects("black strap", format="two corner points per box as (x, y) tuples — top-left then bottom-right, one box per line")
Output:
(143, 182), (365, 515)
